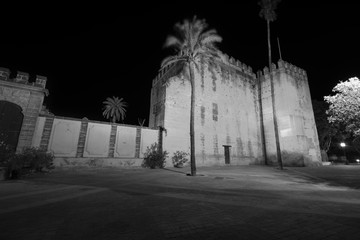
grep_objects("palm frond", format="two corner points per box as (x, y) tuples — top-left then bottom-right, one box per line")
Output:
(258, 0), (281, 22)
(161, 14), (222, 90)
(201, 35), (223, 46)
(163, 35), (182, 49)
(161, 55), (187, 69)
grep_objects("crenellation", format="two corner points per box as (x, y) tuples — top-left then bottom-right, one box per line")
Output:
(223, 53), (229, 62)
(246, 65), (252, 75)
(0, 67), (10, 81)
(229, 57), (235, 64)
(263, 66), (269, 74)
(257, 60), (308, 82)
(35, 75), (47, 88)
(271, 63), (276, 71)
(284, 61), (289, 70)
(0, 67), (48, 90)
(276, 60), (308, 81)
(15, 71), (29, 84)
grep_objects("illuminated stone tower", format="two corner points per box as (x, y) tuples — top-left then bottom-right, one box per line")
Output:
(149, 52), (321, 167)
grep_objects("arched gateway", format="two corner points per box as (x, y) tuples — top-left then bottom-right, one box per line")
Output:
(0, 101), (24, 150)
(0, 67), (48, 152)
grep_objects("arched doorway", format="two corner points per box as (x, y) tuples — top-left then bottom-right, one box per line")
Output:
(0, 101), (24, 151)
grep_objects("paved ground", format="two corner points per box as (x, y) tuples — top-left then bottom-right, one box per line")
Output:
(1, 164), (360, 240)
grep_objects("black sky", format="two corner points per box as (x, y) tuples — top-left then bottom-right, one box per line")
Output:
(1, 2), (360, 126)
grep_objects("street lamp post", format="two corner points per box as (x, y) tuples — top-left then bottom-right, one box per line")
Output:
(340, 142), (348, 165)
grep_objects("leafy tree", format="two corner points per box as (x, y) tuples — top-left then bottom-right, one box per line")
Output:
(258, 0), (283, 168)
(161, 16), (222, 176)
(312, 99), (339, 161)
(102, 96), (128, 123)
(324, 77), (360, 137)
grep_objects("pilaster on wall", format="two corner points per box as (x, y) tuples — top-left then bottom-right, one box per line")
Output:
(108, 125), (117, 157)
(76, 119), (89, 157)
(17, 92), (45, 152)
(39, 117), (55, 151)
(135, 127), (141, 158)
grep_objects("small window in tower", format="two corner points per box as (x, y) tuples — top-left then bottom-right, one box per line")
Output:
(201, 106), (205, 126)
(212, 103), (218, 121)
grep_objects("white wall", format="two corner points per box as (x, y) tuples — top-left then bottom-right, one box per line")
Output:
(32, 116), (159, 160)
(83, 123), (111, 157)
(140, 128), (158, 158)
(114, 126), (137, 157)
(48, 118), (81, 157)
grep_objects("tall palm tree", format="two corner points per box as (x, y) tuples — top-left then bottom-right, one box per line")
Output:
(259, 0), (283, 169)
(161, 16), (222, 176)
(102, 96), (128, 123)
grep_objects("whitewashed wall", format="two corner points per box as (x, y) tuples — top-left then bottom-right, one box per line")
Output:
(83, 123), (111, 157)
(114, 126), (137, 157)
(48, 118), (81, 157)
(140, 128), (159, 158)
(32, 116), (158, 160)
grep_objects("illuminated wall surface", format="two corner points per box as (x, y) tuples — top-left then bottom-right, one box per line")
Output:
(149, 53), (321, 167)
(32, 116), (158, 166)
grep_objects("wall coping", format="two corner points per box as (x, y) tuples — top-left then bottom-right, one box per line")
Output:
(39, 114), (158, 130)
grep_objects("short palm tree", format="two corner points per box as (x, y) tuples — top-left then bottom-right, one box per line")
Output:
(102, 96), (127, 123)
(161, 16), (222, 176)
(259, 0), (283, 169)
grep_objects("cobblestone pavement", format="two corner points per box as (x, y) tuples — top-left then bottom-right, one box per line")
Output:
(1, 165), (360, 240)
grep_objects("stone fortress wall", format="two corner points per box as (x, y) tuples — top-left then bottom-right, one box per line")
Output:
(149, 52), (322, 167)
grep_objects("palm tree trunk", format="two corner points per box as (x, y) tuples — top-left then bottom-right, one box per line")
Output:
(267, 19), (283, 170)
(258, 76), (268, 165)
(189, 62), (197, 176)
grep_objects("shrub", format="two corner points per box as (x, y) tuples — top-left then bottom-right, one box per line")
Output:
(1, 147), (54, 180)
(172, 151), (189, 167)
(17, 147), (55, 172)
(0, 141), (15, 167)
(142, 143), (168, 169)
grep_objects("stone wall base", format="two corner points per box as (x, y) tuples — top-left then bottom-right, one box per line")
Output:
(54, 157), (144, 168)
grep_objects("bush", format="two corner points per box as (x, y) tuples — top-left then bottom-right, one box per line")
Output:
(172, 151), (189, 167)
(1, 146), (54, 180)
(142, 143), (168, 169)
(0, 141), (15, 167)
(17, 147), (55, 172)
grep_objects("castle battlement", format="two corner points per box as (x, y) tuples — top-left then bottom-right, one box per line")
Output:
(0, 67), (47, 89)
(216, 51), (256, 78)
(152, 51), (257, 87)
(152, 62), (177, 86)
(257, 60), (307, 81)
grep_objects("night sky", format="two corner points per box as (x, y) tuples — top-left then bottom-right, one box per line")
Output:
(1, 2), (360, 126)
